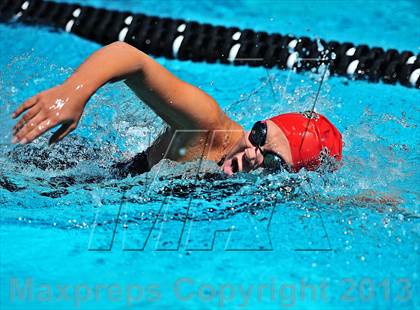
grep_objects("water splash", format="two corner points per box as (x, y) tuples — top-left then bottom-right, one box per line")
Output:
(0, 53), (418, 244)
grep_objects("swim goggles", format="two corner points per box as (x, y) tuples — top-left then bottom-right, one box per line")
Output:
(249, 121), (290, 172)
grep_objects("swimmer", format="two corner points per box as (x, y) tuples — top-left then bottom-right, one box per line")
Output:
(11, 42), (342, 176)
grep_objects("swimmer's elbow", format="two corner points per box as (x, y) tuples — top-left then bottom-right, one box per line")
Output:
(108, 41), (138, 53)
(103, 41), (151, 81)
(108, 41), (148, 61)
(103, 41), (126, 51)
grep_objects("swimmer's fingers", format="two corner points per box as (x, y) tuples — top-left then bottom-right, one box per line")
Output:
(19, 119), (56, 144)
(13, 114), (47, 143)
(12, 96), (38, 119)
(49, 122), (76, 145)
(13, 106), (41, 135)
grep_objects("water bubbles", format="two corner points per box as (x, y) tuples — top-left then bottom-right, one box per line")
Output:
(33, 78), (45, 85)
(50, 98), (65, 110)
(316, 38), (324, 52)
(382, 217), (390, 228)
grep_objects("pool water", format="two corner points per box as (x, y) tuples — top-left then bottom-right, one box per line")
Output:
(0, 0), (419, 309)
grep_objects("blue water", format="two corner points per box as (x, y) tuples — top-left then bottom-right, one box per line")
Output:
(1, 0), (419, 309)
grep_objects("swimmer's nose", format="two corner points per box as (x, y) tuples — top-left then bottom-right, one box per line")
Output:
(244, 147), (261, 169)
(244, 148), (254, 165)
(222, 151), (258, 175)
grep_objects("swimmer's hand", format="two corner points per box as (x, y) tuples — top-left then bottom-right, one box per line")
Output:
(12, 83), (88, 145)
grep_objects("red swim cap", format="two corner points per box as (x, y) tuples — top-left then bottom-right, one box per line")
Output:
(269, 111), (343, 172)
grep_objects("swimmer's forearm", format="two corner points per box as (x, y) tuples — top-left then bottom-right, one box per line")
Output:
(62, 42), (146, 97)
(63, 41), (228, 130)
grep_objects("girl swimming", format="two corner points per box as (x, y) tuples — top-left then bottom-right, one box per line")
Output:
(11, 42), (342, 176)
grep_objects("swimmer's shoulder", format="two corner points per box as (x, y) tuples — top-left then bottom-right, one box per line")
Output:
(204, 116), (244, 162)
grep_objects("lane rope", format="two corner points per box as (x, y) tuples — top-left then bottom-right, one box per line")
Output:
(0, 0), (418, 88)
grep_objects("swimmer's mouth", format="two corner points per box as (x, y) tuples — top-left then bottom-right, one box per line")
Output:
(231, 158), (239, 174)
(221, 159), (236, 176)
(222, 155), (254, 175)
(222, 157), (239, 176)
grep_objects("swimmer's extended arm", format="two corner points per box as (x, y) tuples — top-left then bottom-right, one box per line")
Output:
(12, 42), (227, 144)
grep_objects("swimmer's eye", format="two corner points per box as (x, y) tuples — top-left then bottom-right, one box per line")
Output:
(249, 121), (267, 147)
(262, 151), (290, 172)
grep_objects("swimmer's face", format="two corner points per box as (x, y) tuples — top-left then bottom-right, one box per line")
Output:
(222, 120), (293, 175)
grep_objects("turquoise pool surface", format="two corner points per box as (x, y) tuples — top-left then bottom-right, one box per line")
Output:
(0, 0), (419, 309)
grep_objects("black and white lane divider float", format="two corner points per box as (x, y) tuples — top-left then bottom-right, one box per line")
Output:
(0, 0), (418, 88)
